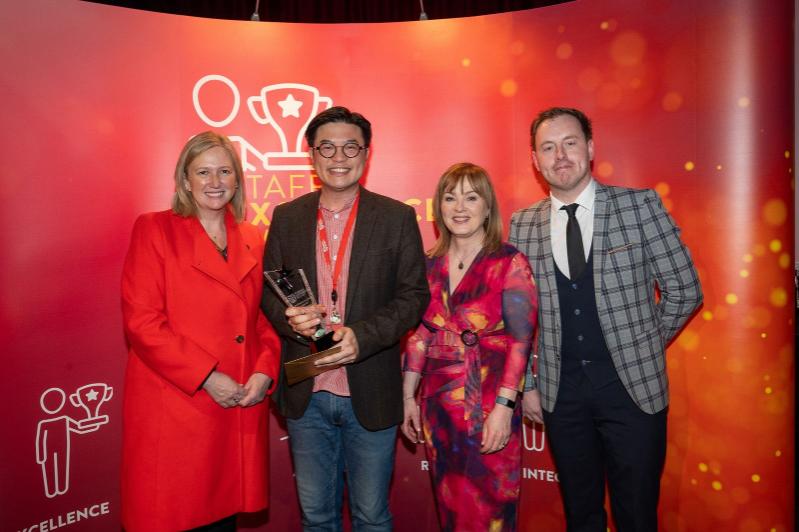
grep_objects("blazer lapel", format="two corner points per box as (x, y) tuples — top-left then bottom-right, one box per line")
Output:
(345, 187), (375, 317)
(536, 201), (560, 323)
(296, 192), (321, 299)
(592, 182), (609, 299)
(225, 214), (257, 284)
(191, 214), (244, 298)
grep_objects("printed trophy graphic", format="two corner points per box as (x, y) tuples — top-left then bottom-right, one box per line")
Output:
(247, 83), (332, 170)
(523, 420), (546, 452)
(70, 383), (113, 429)
(36, 384), (113, 498)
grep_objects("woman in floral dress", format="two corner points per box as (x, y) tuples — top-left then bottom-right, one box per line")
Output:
(402, 162), (537, 531)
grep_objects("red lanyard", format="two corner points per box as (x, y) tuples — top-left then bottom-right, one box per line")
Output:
(317, 194), (360, 306)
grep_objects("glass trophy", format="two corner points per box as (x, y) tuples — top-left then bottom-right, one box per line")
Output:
(264, 268), (340, 384)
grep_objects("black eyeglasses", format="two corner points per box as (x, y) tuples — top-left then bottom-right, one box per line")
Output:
(312, 142), (366, 159)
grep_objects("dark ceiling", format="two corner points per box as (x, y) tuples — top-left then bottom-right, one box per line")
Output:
(85, 0), (571, 23)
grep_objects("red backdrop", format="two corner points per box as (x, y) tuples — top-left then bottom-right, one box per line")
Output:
(0, 0), (793, 530)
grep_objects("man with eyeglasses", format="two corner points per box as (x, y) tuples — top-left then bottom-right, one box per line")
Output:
(262, 106), (429, 531)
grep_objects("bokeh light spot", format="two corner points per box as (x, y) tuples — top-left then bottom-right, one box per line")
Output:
(509, 41), (525, 56)
(737, 96), (751, 108)
(556, 42), (573, 59)
(716, 164), (723, 170)
(725, 357), (744, 374)
(702, 310), (713, 321)
(662, 91), (683, 112)
(739, 519), (764, 532)
(698, 462), (708, 473)
(743, 253), (753, 263)
(764, 387), (773, 395)
(769, 288), (787, 307)
(725, 293), (738, 305)
(690, 478), (697, 485)
(578, 67), (602, 92)
(610, 31), (647, 66)
(597, 161), (614, 178)
(775, 450), (782, 457)
(760, 332), (767, 339)
(739, 269), (749, 278)
(711, 481), (723, 491)
(762, 199), (787, 226)
(684, 161), (695, 171)
(600, 21), (609, 30)
(731, 486), (750, 504)
(779, 253), (791, 268)
(784, 150), (790, 158)
(597, 82), (623, 109)
(768, 239), (782, 252)
(676, 330), (699, 351)
(461, 58), (471, 67)
(743, 307), (771, 328)
(751, 474), (761, 483)
(499, 79), (518, 97)
(654, 182), (670, 196)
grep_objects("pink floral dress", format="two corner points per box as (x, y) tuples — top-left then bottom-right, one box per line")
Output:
(404, 243), (537, 531)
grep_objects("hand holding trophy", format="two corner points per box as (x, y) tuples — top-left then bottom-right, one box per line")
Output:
(264, 268), (342, 385)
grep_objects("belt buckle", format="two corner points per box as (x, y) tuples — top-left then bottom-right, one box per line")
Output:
(460, 329), (478, 347)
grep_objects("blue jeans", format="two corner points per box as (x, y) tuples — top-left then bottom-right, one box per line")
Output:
(286, 391), (397, 532)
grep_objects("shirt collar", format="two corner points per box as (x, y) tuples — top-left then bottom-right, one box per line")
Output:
(550, 178), (596, 215)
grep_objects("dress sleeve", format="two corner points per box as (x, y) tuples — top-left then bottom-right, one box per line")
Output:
(403, 322), (433, 373)
(498, 252), (538, 391)
(121, 214), (217, 395)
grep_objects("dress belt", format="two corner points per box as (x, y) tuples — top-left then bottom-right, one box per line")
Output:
(429, 326), (506, 435)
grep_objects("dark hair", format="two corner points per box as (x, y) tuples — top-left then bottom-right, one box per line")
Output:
(530, 107), (592, 149)
(304, 106), (372, 148)
(429, 162), (502, 258)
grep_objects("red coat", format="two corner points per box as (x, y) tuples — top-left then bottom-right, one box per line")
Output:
(120, 209), (280, 531)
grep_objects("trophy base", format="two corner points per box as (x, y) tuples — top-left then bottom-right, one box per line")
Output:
(284, 344), (343, 386)
(77, 415), (109, 430)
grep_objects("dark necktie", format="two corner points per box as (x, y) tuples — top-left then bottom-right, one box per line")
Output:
(561, 203), (586, 280)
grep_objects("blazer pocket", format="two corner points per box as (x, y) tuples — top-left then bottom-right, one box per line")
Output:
(607, 243), (636, 254)
(606, 241), (642, 271)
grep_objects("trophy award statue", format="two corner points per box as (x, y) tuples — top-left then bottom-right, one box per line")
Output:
(264, 268), (341, 385)
(69, 383), (113, 430)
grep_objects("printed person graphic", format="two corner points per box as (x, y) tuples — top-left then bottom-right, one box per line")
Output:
(36, 386), (111, 498)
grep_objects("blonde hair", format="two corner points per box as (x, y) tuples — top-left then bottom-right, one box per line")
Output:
(171, 131), (246, 222)
(429, 162), (502, 258)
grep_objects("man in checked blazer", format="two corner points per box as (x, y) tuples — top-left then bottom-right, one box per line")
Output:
(509, 107), (702, 531)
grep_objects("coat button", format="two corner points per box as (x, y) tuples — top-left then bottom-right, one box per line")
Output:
(235, 335), (245, 343)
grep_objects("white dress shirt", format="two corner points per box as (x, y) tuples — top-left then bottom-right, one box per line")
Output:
(550, 178), (596, 278)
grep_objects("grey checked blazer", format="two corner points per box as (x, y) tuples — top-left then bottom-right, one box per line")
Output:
(509, 183), (702, 414)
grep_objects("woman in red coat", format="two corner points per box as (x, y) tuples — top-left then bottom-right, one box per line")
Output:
(121, 132), (280, 531)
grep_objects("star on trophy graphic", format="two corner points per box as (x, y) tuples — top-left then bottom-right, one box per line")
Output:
(69, 383), (113, 430)
(247, 83), (333, 170)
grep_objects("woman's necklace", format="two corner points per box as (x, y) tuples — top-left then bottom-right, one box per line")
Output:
(200, 219), (227, 255)
(452, 245), (482, 270)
